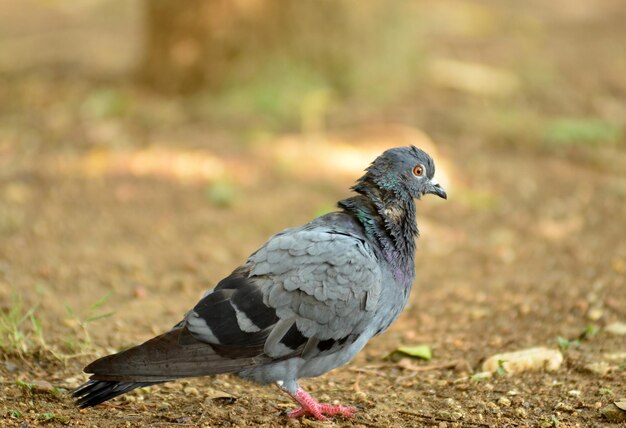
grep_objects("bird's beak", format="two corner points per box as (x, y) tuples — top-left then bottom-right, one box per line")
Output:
(427, 180), (447, 200)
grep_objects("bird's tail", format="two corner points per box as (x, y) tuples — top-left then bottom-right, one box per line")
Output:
(72, 379), (160, 408)
(73, 327), (265, 407)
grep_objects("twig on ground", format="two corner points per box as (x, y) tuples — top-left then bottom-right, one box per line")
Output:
(395, 359), (462, 381)
(352, 372), (362, 393)
(348, 368), (388, 378)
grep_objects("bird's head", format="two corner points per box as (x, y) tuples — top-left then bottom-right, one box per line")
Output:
(362, 146), (447, 201)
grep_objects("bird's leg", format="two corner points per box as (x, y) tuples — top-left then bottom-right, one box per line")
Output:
(276, 381), (357, 420)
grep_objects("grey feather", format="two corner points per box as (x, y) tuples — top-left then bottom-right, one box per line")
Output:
(250, 229), (382, 341)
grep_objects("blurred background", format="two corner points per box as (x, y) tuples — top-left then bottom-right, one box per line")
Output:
(2, 0), (625, 145)
(1, 1), (625, 426)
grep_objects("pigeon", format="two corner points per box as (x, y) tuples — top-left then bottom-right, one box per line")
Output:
(72, 146), (447, 420)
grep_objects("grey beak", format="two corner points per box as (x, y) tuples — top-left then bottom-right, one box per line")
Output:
(429, 183), (447, 200)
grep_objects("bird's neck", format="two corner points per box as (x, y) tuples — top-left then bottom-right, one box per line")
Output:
(338, 183), (417, 281)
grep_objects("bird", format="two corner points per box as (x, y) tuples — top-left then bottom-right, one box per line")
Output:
(72, 146), (447, 420)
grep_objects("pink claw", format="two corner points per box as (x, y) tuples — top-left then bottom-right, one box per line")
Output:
(287, 388), (357, 420)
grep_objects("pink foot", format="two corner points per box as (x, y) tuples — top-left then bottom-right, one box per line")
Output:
(287, 388), (357, 420)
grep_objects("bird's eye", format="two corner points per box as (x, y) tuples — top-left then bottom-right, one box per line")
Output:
(412, 165), (424, 177)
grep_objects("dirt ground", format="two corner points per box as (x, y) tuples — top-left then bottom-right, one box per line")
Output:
(1, 1), (626, 427)
(1, 122), (625, 427)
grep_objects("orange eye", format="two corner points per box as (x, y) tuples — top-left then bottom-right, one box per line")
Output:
(412, 165), (424, 176)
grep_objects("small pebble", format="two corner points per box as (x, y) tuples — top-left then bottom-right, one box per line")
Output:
(486, 402), (499, 412)
(482, 347), (563, 374)
(497, 397), (511, 407)
(600, 403), (626, 422)
(353, 391), (367, 402)
(470, 371), (492, 381)
(64, 376), (84, 390)
(514, 407), (527, 418)
(584, 361), (611, 377)
(554, 402), (575, 413)
(587, 307), (604, 321)
(183, 386), (200, 396)
(443, 397), (459, 408)
(605, 322), (626, 336)
(567, 389), (581, 397)
(31, 380), (54, 393)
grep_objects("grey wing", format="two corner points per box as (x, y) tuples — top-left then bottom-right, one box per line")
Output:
(250, 228), (382, 358)
(183, 227), (381, 363)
